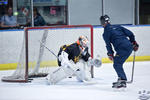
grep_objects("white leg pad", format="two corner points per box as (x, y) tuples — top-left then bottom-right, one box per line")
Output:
(76, 68), (91, 82)
(46, 66), (74, 85)
(75, 60), (91, 82)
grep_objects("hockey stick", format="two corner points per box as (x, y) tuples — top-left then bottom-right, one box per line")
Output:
(39, 40), (58, 59)
(127, 51), (136, 84)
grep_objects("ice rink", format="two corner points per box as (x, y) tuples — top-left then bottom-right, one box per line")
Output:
(0, 61), (150, 100)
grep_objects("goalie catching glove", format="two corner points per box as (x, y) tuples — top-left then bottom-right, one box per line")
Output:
(87, 57), (102, 67)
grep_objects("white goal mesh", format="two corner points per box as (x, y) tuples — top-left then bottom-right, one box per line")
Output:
(1, 25), (93, 82)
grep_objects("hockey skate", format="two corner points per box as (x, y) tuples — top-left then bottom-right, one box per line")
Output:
(112, 78), (127, 88)
(112, 77), (121, 86)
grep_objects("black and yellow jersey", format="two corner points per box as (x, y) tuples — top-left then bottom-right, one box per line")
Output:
(57, 43), (91, 66)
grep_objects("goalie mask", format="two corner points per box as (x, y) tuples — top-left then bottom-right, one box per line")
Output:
(77, 35), (89, 49)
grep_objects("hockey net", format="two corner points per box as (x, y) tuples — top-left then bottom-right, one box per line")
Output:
(1, 25), (93, 82)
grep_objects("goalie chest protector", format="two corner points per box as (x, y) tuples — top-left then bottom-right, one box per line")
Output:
(57, 43), (90, 65)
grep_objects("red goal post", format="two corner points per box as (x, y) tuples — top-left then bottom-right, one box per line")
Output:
(1, 24), (94, 82)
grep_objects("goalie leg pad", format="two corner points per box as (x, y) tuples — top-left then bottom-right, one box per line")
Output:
(46, 66), (74, 85)
(75, 68), (91, 82)
(75, 60), (91, 82)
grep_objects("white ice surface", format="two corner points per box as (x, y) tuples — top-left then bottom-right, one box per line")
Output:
(0, 61), (150, 100)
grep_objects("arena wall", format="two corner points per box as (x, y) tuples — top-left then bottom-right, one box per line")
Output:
(0, 25), (150, 70)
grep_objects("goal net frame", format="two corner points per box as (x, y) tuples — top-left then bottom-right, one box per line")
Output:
(1, 24), (94, 82)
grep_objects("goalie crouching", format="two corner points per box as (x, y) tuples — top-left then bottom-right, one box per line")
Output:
(46, 36), (101, 85)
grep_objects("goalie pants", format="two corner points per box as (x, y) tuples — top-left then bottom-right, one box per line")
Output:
(113, 43), (133, 81)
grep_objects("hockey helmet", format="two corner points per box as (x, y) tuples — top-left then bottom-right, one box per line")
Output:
(100, 15), (110, 25)
(77, 35), (89, 48)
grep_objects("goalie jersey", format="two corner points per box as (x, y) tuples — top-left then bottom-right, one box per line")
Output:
(57, 43), (91, 66)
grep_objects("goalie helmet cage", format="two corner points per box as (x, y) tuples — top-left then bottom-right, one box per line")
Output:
(1, 24), (94, 82)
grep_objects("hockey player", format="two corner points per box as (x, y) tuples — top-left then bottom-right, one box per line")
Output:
(100, 15), (139, 88)
(46, 36), (101, 85)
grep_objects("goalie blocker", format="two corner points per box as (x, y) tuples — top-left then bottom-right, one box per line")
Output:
(46, 36), (102, 85)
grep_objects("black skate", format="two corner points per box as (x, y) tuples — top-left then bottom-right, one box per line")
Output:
(112, 77), (121, 86)
(112, 78), (127, 88)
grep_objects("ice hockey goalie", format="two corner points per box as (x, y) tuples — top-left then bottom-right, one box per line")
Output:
(46, 36), (101, 85)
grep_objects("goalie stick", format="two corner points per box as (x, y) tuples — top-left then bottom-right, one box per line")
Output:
(39, 40), (58, 59)
(127, 51), (136, 84)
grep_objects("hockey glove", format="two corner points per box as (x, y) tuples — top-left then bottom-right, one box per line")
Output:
(87, 57), (102, 67)
(132, 41), (139, 52)
(107, 54), (114, 61)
